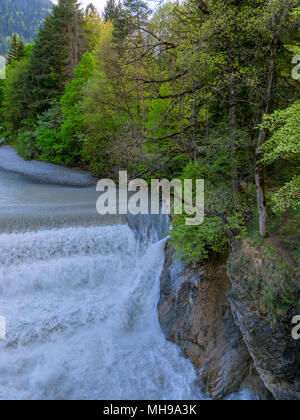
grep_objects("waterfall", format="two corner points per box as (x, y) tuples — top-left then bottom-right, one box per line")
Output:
(0, 164), (261, 401)
(0, 217), (203, 400)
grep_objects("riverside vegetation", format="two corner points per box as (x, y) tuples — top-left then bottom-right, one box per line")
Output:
(0, 0), (299, 279)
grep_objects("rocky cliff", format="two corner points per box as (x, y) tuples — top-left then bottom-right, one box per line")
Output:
(158, 242), (271, 400)
(227, 239), (300, 400)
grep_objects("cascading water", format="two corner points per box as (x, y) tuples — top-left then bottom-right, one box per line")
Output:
(0, 167), (203, 400)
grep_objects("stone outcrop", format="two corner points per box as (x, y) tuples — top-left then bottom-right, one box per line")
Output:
(158, 242), (271, 400)
(227, 239), (300, 400)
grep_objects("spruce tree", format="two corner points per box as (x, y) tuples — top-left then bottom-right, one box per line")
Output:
(113, 0), (150, 42)
(7, 33), (25, 65)
(103, 0), (122, 23)
(24, 0), (85, 118)
(85, 3), (98, 17)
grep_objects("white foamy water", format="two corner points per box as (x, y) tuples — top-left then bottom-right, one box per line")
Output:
(0, 224), (202, 400)
(0, 164), (258, 400)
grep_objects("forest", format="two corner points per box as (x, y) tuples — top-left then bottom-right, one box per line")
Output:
(0, 0), (299, 264)
(0, 0), (53, 55)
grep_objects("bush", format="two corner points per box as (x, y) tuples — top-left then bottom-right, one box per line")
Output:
(34, 101), (71, 165)
(15, 130), (38, 160)
(169, 161), (246, 264)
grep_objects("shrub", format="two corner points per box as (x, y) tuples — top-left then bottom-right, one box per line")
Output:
(169, 161), (246, 264)
(15, 130), (38, 160)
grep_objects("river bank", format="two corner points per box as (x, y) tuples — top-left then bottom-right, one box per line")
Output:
(0, 146), (96, 187)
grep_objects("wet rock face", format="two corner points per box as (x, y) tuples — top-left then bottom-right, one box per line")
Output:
(158, 243), (270, 400)
(228, 240), (300, 401)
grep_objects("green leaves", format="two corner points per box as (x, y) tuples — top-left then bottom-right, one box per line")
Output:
(169, 161), (246, 264)
(261, 102), (300, 214)
(7, 33), (25, 65)
(1, 0), (298, 261)
(272, 176), (300, 214)
(24, 0), (86, 117)
(261, 101), (300, 165)
(1, 57), (30, 135)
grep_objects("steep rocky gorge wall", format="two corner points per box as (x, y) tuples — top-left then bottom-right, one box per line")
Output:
(158, 242), (271, 400)
(227, 239), (300, 400)
(158, 238), (300, 400)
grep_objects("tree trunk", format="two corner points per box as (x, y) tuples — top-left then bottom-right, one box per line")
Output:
(74, 12), (79, 68)
(228, 50), (240, 203)
(229, 89), (240, 201)
(255, 55), (275, 236)
(136, 3), (146, 132)
(255, 164), (268, 237)
(255, 127), (268, 236)
(192, 77), (198, 161)
(141, 81), (146, 132)
(254, 5), (288, 236)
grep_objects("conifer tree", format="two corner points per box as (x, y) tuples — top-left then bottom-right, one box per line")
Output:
(103, 0), (122, 23)
(85, 3), (98, 17)
(113, 0), (150, 42)
(7, 33), (25, 65)
(24, 0), (86, 118)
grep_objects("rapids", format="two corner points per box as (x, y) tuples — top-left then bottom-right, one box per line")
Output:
(0, 167), (202, 400)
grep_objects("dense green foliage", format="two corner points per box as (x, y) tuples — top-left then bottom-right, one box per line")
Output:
(24, 0), (86, 118)
(0, 0), (299, 263)
(7, 33), (25, 65)
(0, 0), (52, 55)
(262, 101), (300, 213)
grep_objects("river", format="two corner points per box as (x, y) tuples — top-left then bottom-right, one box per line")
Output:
(0, 164), (203, 400)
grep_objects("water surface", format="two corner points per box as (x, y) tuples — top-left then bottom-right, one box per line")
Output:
(0, 169), (124, 232)
(0, 167), (202, 400)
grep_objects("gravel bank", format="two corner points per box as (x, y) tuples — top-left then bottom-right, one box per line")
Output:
(0, 146), (97, 186)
